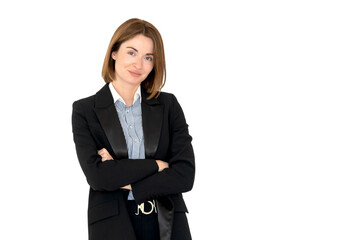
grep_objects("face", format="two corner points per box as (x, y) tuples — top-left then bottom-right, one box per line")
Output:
(111, 34), (154, 86)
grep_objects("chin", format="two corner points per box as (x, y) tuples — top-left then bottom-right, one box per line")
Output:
(116, 74), (146, 86)
(126, 79), (144, 86)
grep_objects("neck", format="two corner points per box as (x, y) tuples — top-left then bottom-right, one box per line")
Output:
(112, 80), (140, 107)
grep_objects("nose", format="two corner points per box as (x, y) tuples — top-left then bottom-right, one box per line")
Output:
(134, 56), (143, 69)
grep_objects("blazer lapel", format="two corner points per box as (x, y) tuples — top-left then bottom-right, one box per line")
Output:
(141, 88), (172, 239)
(93, 84), (163, 159)
(157, 197), (174, 240)
(94, 84), (128, 159)
(141, 87), (164, 159)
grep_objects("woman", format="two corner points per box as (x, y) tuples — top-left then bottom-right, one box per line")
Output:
(72, 18), (195, 240)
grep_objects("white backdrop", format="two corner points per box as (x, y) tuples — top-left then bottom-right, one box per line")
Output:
(0, 0), (359, 239)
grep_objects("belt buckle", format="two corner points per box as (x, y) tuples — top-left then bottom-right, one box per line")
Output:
(135, 200), (157, 215)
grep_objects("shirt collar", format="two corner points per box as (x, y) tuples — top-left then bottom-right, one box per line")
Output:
(109, 82), (142, 105)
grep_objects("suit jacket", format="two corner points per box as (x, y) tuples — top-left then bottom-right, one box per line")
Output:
(72, 83), (195, 240)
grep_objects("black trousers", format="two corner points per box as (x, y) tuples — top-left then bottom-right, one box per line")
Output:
(127, 200), (160, 240)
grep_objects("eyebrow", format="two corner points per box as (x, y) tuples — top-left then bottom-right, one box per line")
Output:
(126, 46), (153, 55)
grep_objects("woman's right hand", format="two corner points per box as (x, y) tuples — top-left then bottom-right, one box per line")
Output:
(98, 148), (114, 162)
(156, 160), (169, 172)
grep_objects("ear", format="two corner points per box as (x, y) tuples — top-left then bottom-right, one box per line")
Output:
(111, 51), (117, 60)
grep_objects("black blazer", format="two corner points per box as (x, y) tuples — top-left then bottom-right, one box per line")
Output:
(72, 83), (195, 240)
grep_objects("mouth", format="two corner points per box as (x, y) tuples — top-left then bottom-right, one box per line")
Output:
(128, 70), (141, 77)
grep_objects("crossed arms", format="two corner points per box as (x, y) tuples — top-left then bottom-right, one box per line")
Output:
(97, 148), (169, 190)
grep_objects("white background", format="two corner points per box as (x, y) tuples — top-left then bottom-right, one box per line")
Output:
(0, 0), (359, 239)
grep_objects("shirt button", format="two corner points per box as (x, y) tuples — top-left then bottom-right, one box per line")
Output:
(126, 110), (130, 113)
(129, 125), (133, 129)
(134, 139), (138, 143)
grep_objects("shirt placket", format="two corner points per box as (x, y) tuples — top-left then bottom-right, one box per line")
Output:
(125, 106), (140, 159)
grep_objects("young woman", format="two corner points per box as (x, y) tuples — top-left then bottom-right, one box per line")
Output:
(72, 18), (195, 240)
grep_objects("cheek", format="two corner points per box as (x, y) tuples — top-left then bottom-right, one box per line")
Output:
(124, 58), (136, 67)
(145, 65), (154, 74)
(116, 56), (133, 68)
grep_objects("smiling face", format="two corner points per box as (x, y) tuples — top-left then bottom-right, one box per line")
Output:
(111, 34), (154, 87)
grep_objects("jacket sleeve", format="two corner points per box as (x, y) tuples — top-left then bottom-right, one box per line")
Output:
(131, 95), (195, 204)
(72, 100), (159, 191)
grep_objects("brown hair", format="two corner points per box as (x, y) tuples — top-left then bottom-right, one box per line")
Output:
(102, 18), (166, 99)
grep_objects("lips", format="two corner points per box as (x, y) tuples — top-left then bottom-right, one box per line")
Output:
(128, 70), (141, 77)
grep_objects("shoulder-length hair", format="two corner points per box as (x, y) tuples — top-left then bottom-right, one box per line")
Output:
(102, 18), (166, 99)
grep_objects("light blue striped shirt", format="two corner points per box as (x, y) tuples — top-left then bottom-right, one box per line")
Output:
(109, 83), (145, 200)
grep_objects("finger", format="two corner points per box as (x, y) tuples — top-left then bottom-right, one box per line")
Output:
(99, 153), (105, 157)
(98, 148), (106, 153)
(101, 157), (114, 162)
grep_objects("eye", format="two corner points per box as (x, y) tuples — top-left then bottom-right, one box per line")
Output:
(127, 51), (136, 56)
(144, 56), (153, 62)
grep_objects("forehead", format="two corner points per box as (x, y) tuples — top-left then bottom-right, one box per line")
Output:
(120, 34), (154, 52)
